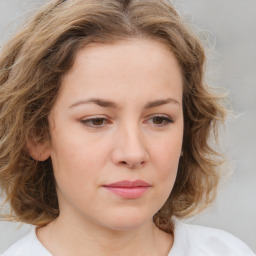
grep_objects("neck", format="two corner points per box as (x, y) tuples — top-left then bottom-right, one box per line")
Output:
(37, 213), (173, 256)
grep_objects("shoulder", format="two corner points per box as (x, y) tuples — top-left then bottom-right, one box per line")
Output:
(1, 227), (52, 256)
(170, 219), (255, 256)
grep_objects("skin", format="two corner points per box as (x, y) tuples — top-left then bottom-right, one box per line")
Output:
(34, 38), (184, 256)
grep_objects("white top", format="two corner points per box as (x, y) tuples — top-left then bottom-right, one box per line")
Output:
(2, 219), (255, 256)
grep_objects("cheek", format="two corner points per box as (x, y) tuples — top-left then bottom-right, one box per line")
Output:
(51, 124), (105, 165)
(149, 127), (183, 192)
(50, 141), (101, 208)
(153, 144), (180, 181)
(49, 130), (103, 190)
(147, 137), (182, 212)
(152, 133), (182, 169)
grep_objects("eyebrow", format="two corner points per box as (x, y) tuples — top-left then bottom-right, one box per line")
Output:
(69, 97), (180, 109)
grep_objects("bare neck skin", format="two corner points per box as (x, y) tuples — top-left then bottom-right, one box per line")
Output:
(37, 214), (174, 256)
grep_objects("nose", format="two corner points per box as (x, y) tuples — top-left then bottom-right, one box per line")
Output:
(111, 123), (149, 169)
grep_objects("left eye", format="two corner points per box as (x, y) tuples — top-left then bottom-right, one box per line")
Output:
(148, 116), (173, 126)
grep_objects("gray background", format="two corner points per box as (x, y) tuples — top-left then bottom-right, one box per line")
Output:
(0, 0), (255, 253)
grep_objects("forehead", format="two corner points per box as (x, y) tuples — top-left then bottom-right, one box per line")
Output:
(73, 38), (180, 72)
(64, 38), (182, 83)
(56, 38), (183, 109)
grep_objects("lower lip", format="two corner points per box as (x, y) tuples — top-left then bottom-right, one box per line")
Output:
(103, 186), (150, 199)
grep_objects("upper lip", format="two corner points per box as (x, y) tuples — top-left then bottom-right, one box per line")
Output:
(103, 179), (151, 188)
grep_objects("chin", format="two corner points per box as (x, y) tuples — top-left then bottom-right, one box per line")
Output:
(100, 211), (153, 231)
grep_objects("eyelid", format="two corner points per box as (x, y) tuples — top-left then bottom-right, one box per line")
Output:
(147, 114), (173, 120)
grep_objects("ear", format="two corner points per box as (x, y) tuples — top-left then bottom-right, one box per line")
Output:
(27, 140), (51, 161)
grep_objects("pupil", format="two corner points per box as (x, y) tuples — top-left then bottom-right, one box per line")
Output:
(93, 118), (103, 125)
(153, 117), (163, 124)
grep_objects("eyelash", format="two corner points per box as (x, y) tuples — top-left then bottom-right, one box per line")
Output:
(80, 115), (173, 128)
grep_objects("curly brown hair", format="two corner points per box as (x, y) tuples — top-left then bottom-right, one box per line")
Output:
(0, 0), (225, 232)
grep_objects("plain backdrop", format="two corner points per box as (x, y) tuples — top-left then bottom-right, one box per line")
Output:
(0, 0), (255, 253)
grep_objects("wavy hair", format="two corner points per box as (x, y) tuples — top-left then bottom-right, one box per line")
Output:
(0, 0), (226, 232)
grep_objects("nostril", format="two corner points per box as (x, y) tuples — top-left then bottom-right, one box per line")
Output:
(119, 160), (146, 169)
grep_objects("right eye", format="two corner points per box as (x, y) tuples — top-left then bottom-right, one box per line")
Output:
(80, 117), (108, 128)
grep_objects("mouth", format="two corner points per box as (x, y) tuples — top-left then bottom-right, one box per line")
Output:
(102, 179), (151, 199)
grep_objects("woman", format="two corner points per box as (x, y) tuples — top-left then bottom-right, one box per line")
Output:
(0, 0), (255, 255)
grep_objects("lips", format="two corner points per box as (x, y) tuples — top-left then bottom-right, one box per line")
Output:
(102, 180), (151, 199)
(104, 179), (151, 188)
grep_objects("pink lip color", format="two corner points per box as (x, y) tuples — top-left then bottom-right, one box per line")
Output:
(103, 180), (151, 199)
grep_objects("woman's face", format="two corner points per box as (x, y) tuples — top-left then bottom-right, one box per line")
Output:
(45, 38), (183, 230)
